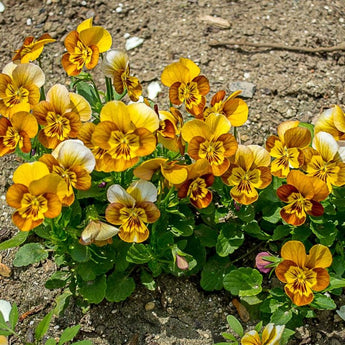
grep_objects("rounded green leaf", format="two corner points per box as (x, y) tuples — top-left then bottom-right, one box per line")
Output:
(106, 272), (135, 302)
(13, 243), (48, 267)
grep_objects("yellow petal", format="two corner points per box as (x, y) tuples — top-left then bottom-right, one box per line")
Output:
(100, 101), (131, 131)
(79, 27), (112, 53)
(77, 18), (93, 32)
(223, 97), (248, 127)
(127, 102), (160, 133)
(333, 104), (345, 132)
(13, 161), (50, 186)
(281, 240), (306, 267)
(12, 63), (45, 88)
(205, 113), (231, 138)
(181, 118), (209, 143)
(102, 49), (128, 77)
(179, 57), (200, 80)
(161, 61), (190, 87)
(241, 330), (261, 345)
(305, 244), (332, 269)
(0, 335), (8, 345)
(127, 180), (158, 202)
(29, 173), (67, 201)
(248, 145), (271, 167)
(46, 84), (70, 115)
(2, 62), (18, 76)
(162, 165), (188, 184)
(277, 120), (299, 142)
(10, 111), (38, 138)
(107, 184), (135, 206)
(313, 131), (339, 162)
(80, 220), (119, 245)
(314, 107), (343, 139)
(261, 323), (285, 345)
(69, 92), (91, 121)
(133, 158), (167, 180)
(234, 145), (254, 171)
(284, 127), (311, 149)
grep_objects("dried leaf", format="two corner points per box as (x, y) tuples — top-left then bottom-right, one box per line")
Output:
(232, 298), (250, 322)
(199, 15), (231, 29)
(0, 262), (11, 278)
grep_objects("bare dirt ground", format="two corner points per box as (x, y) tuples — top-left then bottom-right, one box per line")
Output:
(1, 0), (345, 344)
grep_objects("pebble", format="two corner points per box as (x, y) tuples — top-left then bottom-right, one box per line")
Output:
(229, 81), (256, 98)
(125, 37), (144, 51)
(147, 81), (162, 100)
(26, 18), (32, 26)
(145, 301), (155, 311)
(0, 1), (4, 12)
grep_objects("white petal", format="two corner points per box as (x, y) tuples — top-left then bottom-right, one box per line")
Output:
(0, 300), (11, 322)
(313, 131), (339, 161)
(107, 184), (135, 206)
(127, 179), (157, 202)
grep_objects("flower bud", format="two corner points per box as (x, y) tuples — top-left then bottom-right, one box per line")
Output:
(255, 251), (273, 273)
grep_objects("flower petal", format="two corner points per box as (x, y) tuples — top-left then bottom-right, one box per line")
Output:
(69, 92), (91, 121)
(280, 240), (306, 267)
(127, 180), (158, 203)
(12, 63), (45, 88)
(305, 244), (332, 269)
(127, 102), (160, 133)
(13, 161), (50, 186)
(107, 184), (135, 206)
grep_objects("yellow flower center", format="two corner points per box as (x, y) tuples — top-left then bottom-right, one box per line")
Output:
(4, 83), (29, 107)
(44, 111), (71, 140)
(285, 192), (313, 217)
(199, 140), (225, 165)
(53, 165), (77, 189)
(285, 266), (317, 296)
(69, 40), (93, 70)
(18, 193), (48, 220)
(308, 156), (339, 187)
(178, 81), (201, 106)
(188, 177), (208, 201)
(119, 206), (148, 234)
(108, 130), (140, 160)
(3, 126), (20, 149)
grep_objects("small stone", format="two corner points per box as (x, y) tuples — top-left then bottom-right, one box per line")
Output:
(199, 15), (230, 29)
(229, 81), (256, 98)
(125, 36), (144, 51)
(123, 32), (130, 39)
(26, 18), (32, 26)
(0, 1), (5, 12)
(147, 81), (162, 100)
(145, 301), (155, 311)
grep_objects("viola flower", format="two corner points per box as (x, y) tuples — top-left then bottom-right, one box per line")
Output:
(241, 323), (284, 345)
(62, 18), (112, 76)
(133, 158), (188, 185)
(161, 57), (210, 117)
(275, 240), (332, 306)
(6, 161), (67, 231)
(88, 100), (159, 172)
(33, 84), (83, 149)
(266, 120), (311, 178)
(314, 105), (345, 140)
(0, 111), (38, 156)
(0, 62), (45, 118)
(13, 34), (56, 63)
(102, 49), (142, 102)
(39, 139), (96, 206)
(181, 113), (238, 176)
(222, 145), (272, 205)
(277, 170), (329, 226)
(203, 90), (248, 127)
(304, 131), (345, 191)
(79, 220), (119, 246)
(176, 159), (214, 209)
(106, 180), (160, 243)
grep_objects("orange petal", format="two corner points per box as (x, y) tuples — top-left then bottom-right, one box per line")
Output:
(275, 260), (296, 283)
(312, 268), (330, 291)
(306, 244), (332, 269)
(277, 120), (299, 142)
(284, 127), (311, 149)
(12, 211), (43, 231)
(280, 207), (306, 226)
(280, 241), (306, 267)
(6, 184), (28, 209)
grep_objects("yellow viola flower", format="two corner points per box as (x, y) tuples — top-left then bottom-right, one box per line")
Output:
(221, 145), (272, 205)
(314, 105), (345, 140)
(89, 100), (159, 172)
(0, 111), (38, 156)
(13, 34), (56, 63)
(61, 18), (112, 76)
(80, 220), (119, 246)
(39, 139), (96, 206)
(0, 335), (8, 345)
(181, 113), (238, 176)
(6, 161), (67, 231)
(266, 120), (311, 178)
(277, 170), (329, 226)
(33, 84), (83, 149)
(176, 159), (214, 209)
(304, 131), (345, 191)
(161, 57), (210, 117)
(105, 180), (161, 243)
(133, 158), (188, 185)
(102, 49), (142, 102)
(0, 62), (45, 118)
(241, 323), (284, 345)
(204, 90), (248, 127)
(275, 240), (332, 306)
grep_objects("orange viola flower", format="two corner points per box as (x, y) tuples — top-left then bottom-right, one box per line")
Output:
(6, 161), (67, 231)
(314, 105), (345, 140)
(0, 62), (45, 118)
(222, 145), (272, 205)
(106, 180), (160, 243)
(161, 57), (210, 117)
(61, 18), (112, 76)
(39, 139), (96, 206)
(241, 323), (284, 345)
(275, 240), (332, 306)
(204, 90), (248, 127)
(133, 158), (188, 185)
(266, 120), (311, 178)
(277, 170), (329, 226)
(13, 34), (56, 63)
(102, 49), (142, 102)
(88, 100), (159, 172)
(33, 84), (83, 149)
(0, 111), (38, 156)
(176, 159), (214, 209)
(304, 131), (345, 191)
(80, 220), (119, 246)
(181, 113), (238, 176)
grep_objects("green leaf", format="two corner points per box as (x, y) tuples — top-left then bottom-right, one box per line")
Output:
(310, 294), (336, 310)
(242, 221), (270, 240)
(336, 305), (345, 321)
(310, 220), (338, 246)
(270, 308), (292, 325)
(325, 276), (345, 291)
(262, 206), (281, 224)
(106, 272), (135, 302)
(280, 328), (295, 345)
(291, 225), (311, 241)
(332, 256), (345, 276)
(53, 290), (72, 316)
(170, 218), (194, 237)
(79, 275), (106, 304)
(69, 243), (89, 263)
(126, 243), (153, 264)
(140, 270), (156, 291)
(272, 225), (291, 241)
(0, 231), (29, 250)
(71, 341), (94, 345)
(200, 255), (232, 291)
(194, 224), (218, 247)
(35, 310), (54, 341)
(13, 243), (48, 267)
(9, 303), (18, 329)
(59, 325), (81, 344)
(45, 339), (57, 345)
(221, 332), (238, 341)
(235, 204), (255, 223)
(45, 271), (69, 290)
(226, 315), (243, 337)
(254, 321), (263, 333)
(223, 268), (262, 297)
(216, 224), (244, 257)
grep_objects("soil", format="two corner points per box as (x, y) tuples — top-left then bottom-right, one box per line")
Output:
(1, 0), (345, 344)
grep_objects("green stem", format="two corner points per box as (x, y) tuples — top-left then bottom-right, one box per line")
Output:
(161, 186), (175, 206)
(90, 79), (102, 105)
(105, 77), (114, 102)
(39, 86), (45, 101)
(233, 126), (238, 141)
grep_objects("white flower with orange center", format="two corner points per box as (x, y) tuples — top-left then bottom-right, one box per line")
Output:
(105, 180), (160, 243)
(181, 113), (238, 176)
(222, 145), (272, 205)
(0, 62), (45, 118)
